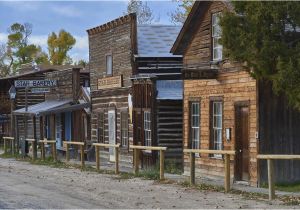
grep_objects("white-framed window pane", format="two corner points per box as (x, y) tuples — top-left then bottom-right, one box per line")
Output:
(212, 102), (223, 151)
(191, 102), (200, 149)
(144, 111), (151, 147)
(121, 112), (128, 147)
(212, 12), (222, 61)
(106, 55), (112, 75)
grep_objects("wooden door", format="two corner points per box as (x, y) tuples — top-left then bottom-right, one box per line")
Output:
(235, 105), (250, 181)
(108, 110), (116, 162)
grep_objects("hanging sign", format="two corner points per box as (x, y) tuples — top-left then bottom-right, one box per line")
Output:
(30, 88), (50, 93)
(14, 80), (57, 88)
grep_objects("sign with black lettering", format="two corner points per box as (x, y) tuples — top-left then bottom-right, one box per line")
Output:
(14, 80), (57, 88)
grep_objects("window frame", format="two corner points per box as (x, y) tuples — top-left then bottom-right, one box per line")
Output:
(121, 111), (129, 148)
(144, 111), (151, 147)
(105, 54), (113, 76)
(211, 12), (223, 61)
(209, 97), (224, 158)
(190, 101), (200, 150)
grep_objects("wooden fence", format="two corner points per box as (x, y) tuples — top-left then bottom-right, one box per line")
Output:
(3, 137), (15, 155)
(130, 145), (167, 180)
(25, 139), (37, 160)
(183, 149), (236, 193)
(39, 139), (57, 161)
(257, 154), (300, 200)
(92, 143), (120, 174)
(63, 141), (85, 168)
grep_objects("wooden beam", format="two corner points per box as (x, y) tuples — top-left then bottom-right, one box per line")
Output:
(96, 146), (100, 171)
(134, 148), (139, 175)
(267, 159), (275, 200)
(53, 142), (57, 161)
(257, 154), (300, 160)
(80, 145), (85, 169)
(160, 150), (165, 180)
(130, 145), (167, 151)
(190, 152), (195, 185)
(66, 144), (70, 162)
(93, 143), (120, 148)
(184, 149), (236, 155)
(115, 147), (119, 174)
(63, 141), (84, 146)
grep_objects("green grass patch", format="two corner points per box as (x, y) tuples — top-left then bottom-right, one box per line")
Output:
(262, 181), (300, 192)
(165, 160), (182, 175)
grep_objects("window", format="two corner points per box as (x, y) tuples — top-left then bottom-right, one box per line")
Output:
(98, 113), (105, 143)
(106, 54), (112, 75)
(144, 111), (151, 146)
(212, 13), (222, 61)
(121, 111), (128, 147)
(211, 101), (223, 157)
(190, 102), (200, 150)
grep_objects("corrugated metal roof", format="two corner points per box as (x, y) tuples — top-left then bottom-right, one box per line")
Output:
(13, 100), (72, 116)
(137, 25), (182, 58)
(156, 80), (183, 100)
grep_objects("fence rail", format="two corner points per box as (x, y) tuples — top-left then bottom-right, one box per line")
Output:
(63, 141), (85, 168)
(183, 149), (236, 193)
(130, 145), (167, 180)
(3, 137), (15, 155)
(257, 154), (300, 200)
(39, 139), (57, 161)
(92, 143), (120, 174)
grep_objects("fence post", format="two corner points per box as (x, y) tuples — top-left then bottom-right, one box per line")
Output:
(190, 152), (195, 185)
(224, 154), (230, 193)
(4, 139), (7, 154)
(96, 146), (99, 171)
(12, 138), (15, 155)
(115, 147), (119, 174)
(66, 144), (69, 162)
(53, 143), (57, 161)
(160, 150), (165, 180)
(267, 159), (275, 200)
(41, 142), (45, 161)
(80, 145), (85, 169)
(134, 148), (139, 175)
(32, 140), (37, 161)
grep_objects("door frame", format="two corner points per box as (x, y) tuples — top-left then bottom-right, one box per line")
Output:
(234, 101), (250, 182)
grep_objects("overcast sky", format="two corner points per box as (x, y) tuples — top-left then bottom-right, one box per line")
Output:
(0, 1), (181, 62)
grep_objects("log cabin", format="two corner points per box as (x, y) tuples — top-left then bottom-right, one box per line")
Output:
(171, 1), (300, 186)
(87, 13), (183, 167)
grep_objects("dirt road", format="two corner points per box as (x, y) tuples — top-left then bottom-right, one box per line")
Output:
(0, 158), (295, 209)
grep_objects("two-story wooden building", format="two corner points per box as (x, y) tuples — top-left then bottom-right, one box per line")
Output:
(171, 1), (300, 186)
(87, 14), (183, 166)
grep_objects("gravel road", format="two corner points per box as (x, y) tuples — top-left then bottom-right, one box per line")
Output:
(0, 158), (296, 209)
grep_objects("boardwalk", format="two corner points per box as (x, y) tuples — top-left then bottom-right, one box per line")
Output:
(0, 158), (293, 209)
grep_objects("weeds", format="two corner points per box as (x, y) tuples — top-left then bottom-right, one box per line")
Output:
(262, 181), (300, 192)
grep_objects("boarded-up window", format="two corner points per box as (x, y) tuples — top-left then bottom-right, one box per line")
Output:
(212, 12), (222, 61)
(144, 111), (151, 146)
(98, 113), (105, 143)
(106, 54), (112, 75)
(121, 111), (128, 147)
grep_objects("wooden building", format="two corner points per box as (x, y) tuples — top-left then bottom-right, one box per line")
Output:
(171, 1), (300, 186)
(88, 14), (183, 166)
(131, 25), (183, 166)
(12, 67), (90, 154)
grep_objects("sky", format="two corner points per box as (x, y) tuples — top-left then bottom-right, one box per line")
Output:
(0, 1), (181, 62)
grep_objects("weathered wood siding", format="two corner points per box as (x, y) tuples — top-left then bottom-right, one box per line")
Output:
(259, 80), (300, 184)
(182, 1), (258, 186)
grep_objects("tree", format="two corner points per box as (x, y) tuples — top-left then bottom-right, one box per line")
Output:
(47, 30), (76, 65)
(169, 0), (194, 24)
(220, 1), (300, 109)
(0, 44), (10, 77)
(126, 0), (156, 24)
(74, 59), (88, 67)
(6, 23), (47, 71)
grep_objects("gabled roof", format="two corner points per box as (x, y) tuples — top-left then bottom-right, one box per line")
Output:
(136, 25), (182, 58)
(171, 1), (233, 55)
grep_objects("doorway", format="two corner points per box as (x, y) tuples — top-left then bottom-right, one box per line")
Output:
(235, 103), (250, 181)
(108, 110), (116, 162)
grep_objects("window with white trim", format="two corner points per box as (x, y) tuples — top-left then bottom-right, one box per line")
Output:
(106, 54), (112, 75)
(121, 111), (128, 147)
(98, 113), (104, 143)
(144, 111), (151, 146)
(212, 13), (222, 61)
(191, 102), (200, 150)
(212, 101), (223, 156)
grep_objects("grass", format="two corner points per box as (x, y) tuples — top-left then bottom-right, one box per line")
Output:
(165, 160), (183, 175)
(262, 181), (300, 192)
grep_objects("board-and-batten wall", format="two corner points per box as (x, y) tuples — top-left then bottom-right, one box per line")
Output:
(182, 1), (258, 186)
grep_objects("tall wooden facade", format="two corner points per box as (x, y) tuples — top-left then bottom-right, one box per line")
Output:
(171, 1), (300, 186)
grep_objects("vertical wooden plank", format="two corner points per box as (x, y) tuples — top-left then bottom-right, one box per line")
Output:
(32, 140), (36, 161)
(4, 139), (7, 154)
(115, 147), (119, 174)
(81, 145), (85, 168)
(134, 148), (139, 175)
(66, 144), (69, 161)
(41, 142), (45, 161)
(53, 143), (57, 161)
(190, 152), (195, 185)
(96, 146), (99, 171)
(160, 150), (165, 180)
(225, 154), (230, 193)
(33, 116), (37, 160)
(268, 159), (275, 200)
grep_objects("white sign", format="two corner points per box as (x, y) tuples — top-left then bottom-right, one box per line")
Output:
(30, 88), (50, 93)
(14, 80), (57, 88)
